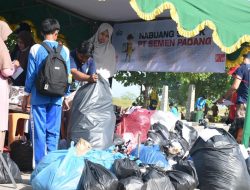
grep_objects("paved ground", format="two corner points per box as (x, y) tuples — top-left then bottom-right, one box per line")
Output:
(0, 173), (31, 190)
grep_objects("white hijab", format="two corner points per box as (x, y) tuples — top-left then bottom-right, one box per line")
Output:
(89, 23), (116, 79)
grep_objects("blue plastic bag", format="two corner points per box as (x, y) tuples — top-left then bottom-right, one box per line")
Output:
(84, 149), (125, 170)
(131, 145), (169, 168)
(31, 145), (129, 190)
(31, 146), (85, 190)
(31, 149), (68, 182)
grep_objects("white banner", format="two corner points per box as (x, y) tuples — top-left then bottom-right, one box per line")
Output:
(112, 20), (226, 73)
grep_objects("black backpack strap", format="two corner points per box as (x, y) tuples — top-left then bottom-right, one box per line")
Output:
(41, 42), (53, 54)
(55, 44), (63, 54)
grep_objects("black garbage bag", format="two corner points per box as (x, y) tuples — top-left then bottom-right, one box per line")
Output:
(0, 153), (22, 184)
(164, 132), (190, 160)
(10, 140), (33, 171)
(118, 176), (144, 190)
(228, 120), (237, 138)
(112, 158), (141, 179)
(173, 160), (199, 187)
(169, 132), (190, 153)
(190, 128), (250, 190)
(68, 75), (116, 149)
(151, 122), (170, 140)
(175, 120), (198, 147)
(246, 157), (250, 175)
(142, 168), (175, 190)
(147, 131), (165, 146)
(147, 122), (170, 146)
(166, 170), (197, 190)
(78, 159), (118, 190)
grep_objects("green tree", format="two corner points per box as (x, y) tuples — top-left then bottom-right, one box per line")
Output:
(5, 33), (17, 52)
(115, 71), (168, 107)
(164, 72), (232, 105)
(115, 71), (232, 107)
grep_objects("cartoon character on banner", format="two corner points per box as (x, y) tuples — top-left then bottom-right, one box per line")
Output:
(123, 33), (135, 62)
(149, 89), (159, 110)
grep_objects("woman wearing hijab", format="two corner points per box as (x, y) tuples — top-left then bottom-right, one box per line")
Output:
(88, 23), (116, 87)
(12, 31), (34, 86)
(0, 20), (19, 152)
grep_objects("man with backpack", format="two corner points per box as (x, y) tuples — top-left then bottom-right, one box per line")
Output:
(21, 18), (71, 166)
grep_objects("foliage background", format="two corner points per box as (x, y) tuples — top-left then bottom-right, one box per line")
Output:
(114, 71), (232, 108)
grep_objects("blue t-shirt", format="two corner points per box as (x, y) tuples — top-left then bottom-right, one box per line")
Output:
(195, 97), (206, 110)
(170, 107), (179, 117)
(70, 50), (96, 91)
(70, 50), (96, 75)
(235, 64), (250, 104)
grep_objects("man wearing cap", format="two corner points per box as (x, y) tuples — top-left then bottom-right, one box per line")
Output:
(218, 52), (250, 143)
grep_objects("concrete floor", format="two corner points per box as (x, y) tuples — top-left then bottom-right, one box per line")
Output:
(0, 173), (31, 190)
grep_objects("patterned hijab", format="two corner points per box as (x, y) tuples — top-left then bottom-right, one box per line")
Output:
(0, 21), (12, 70)
(89, 23), (116, 79)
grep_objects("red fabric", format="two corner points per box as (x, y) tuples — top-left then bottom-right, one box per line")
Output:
(3, 146), (10, 153)
(228, 66), (240, 75)
(229, 92), (237, 121)
(116, 109), (155, 144)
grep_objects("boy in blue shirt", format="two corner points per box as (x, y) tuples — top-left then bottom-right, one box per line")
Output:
(195, 96), (207, 111)
(70, 41), (98, 91)
(61, 42), (98, 138)
(22, 18), (71, 166)
(169, 102), (179, 117)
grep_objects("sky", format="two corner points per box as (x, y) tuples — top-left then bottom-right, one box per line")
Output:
(111, 79), (140, 98)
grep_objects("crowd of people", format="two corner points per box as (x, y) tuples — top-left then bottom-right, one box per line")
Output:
(0, 18), (117, 166)
(193, 52), (250, 144)
(0, 17), (249, 168)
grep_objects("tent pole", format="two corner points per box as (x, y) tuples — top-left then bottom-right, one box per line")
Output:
(242, 87), (250, 148)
